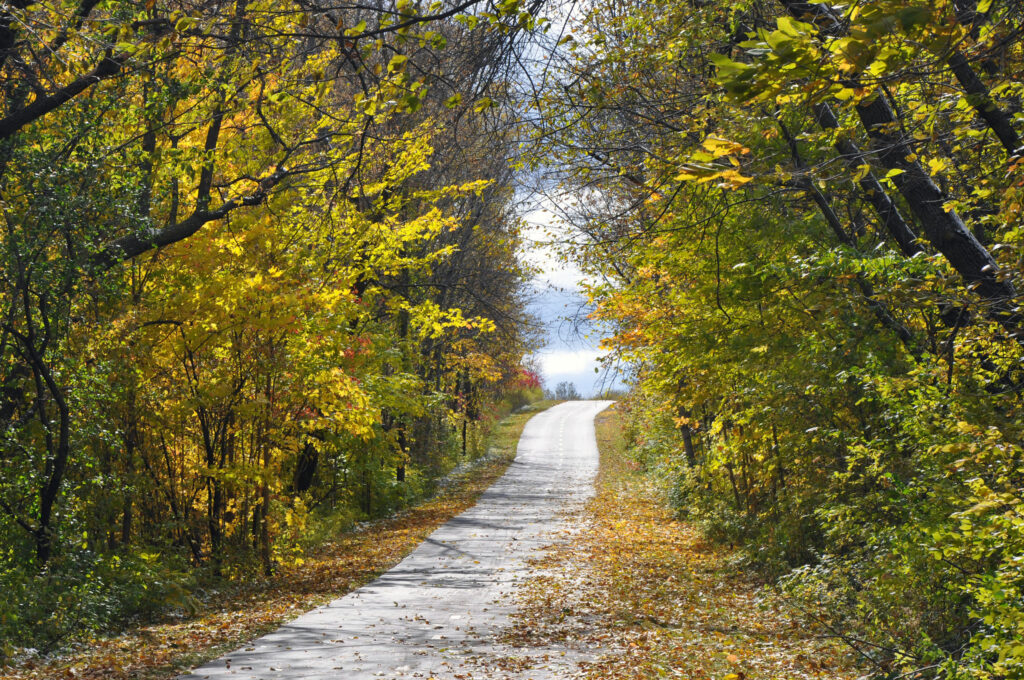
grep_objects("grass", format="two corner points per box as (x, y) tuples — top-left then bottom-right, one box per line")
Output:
(2, 402), (553, 680)
(504, 403), (861, 680)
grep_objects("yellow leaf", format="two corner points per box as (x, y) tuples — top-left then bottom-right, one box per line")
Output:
(927, 157), (948, 176)
(703, 136), (750, 158)
(716, 169), (754, 187)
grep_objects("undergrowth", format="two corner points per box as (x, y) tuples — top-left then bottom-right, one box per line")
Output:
(505, 404), (861, 679)
(1, 403), (550, 680)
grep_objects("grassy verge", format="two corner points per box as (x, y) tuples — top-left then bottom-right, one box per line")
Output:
(3, 402), (553, 680)
(508, 403), (860, 680)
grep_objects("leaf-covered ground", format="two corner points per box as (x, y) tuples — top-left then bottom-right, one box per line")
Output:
(3, 406), (545, 680)
(502, 404), (861, 680)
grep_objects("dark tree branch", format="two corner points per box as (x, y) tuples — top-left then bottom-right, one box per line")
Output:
(0, 52), (124, 142)
(92, 165), (293, 269)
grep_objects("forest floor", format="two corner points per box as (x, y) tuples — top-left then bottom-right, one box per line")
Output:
(2, 404), (548, 680)
(501, 404), (863, 680)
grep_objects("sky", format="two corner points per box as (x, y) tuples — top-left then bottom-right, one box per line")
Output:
(520, 206), (628, 398)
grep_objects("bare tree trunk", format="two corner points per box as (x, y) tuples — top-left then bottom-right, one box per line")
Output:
(855, 92), (1018, 333)
(811, 103), (923, 257)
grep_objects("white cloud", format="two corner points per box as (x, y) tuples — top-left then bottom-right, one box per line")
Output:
(534, 348), (605, 376)
(527, 347), (628, 396)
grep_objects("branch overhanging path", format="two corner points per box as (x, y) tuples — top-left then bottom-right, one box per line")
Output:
(181, 400), (613, 680)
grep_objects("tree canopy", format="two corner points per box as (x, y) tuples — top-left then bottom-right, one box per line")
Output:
(531, 0), (1024, 676)
(6, 0), (1024, 676)
(0, 0), (544, 652)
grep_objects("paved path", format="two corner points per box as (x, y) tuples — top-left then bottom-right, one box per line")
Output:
(183, 400), (613, 680)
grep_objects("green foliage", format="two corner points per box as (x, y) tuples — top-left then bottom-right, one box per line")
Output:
(0, 550), (195, 655)
(533, 0), (1024, 675)
(0, 0), (543, 658)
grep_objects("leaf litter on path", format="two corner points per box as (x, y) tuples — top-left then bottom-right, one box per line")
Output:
(495, 406), (861, 680)
(2, 448), (521, 680)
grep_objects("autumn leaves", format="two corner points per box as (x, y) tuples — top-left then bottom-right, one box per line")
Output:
(0, 0), (540, 656)
(533, 0), (1024, 675)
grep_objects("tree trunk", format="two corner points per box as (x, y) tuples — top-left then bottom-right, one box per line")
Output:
(855, 92), (1018, 334)
(680, 425), (697, 467)
(776, 117), (920, 351)
(293, 440), (319, 493)
(198, 408), (223, 574)
(396, 428), (407, 482)
(812, 103), (923, 257)
(947, 50), (1021, 154)
(260, 456), (272, 576)
(28, 346), (71, 566)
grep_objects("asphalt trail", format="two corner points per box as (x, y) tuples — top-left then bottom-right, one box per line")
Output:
(183, 400), (613, 680)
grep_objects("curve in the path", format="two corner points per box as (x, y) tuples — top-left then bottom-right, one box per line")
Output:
(183, 399), (613, 680)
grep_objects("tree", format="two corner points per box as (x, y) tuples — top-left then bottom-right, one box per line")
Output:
(0, 0), (545, 651)
(554, 381), (581, 400)
(529, 0), (1024, 674)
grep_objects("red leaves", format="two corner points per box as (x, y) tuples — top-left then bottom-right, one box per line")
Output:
(513, 368), (542, 390)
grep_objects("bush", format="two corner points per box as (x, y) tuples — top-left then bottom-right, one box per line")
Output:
(0, 548), (195, 657)
(619, 367), (1024, 678)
